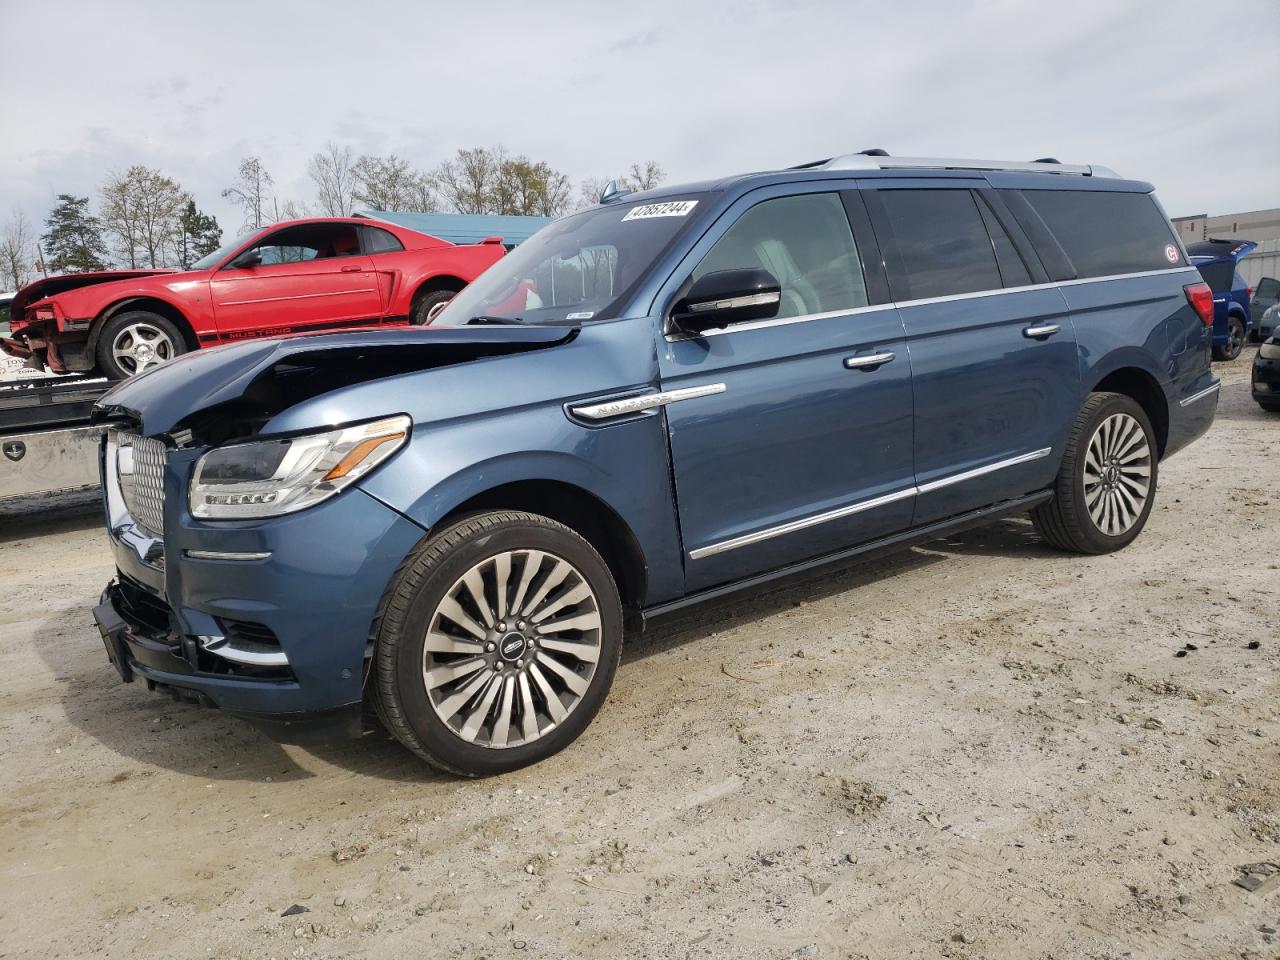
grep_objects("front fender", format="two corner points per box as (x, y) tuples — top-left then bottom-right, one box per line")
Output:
(358, 402), (687, 606)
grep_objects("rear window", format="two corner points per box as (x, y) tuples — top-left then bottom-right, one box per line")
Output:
(1257, 277), (1280, 299)
(1023, 190), (1182, 279)
(1194, 261), (1234, 293)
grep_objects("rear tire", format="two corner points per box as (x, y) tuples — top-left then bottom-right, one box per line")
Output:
(370, 511), (623, 777)
(95, 310), (187, 379)
(1258, 399), (1280, 413)
(409, 289), (457, 326)
(1032, 392), (1158, 554)
(1212, 316), (1244, 361)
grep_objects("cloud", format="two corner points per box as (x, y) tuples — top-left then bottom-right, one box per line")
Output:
(1, 0), (1276, 238)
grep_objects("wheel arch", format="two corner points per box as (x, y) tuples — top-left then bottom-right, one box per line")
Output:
(433, 479), (648, 613)
(89, 297), (199, 354)
(1088, 365), (1169, 458)
(410, 274), (467, 309)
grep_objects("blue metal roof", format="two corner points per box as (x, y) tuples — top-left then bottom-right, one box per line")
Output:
(354, 210), (553, 246)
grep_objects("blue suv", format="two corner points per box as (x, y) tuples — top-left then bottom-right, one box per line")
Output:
(91, 154), (1219, 775)
(1187, 238), (1257, 360)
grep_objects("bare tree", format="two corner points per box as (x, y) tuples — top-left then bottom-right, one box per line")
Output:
(309, 142), (356, 216)
(100, 166), (186, 268)
(576, 177), (611, 210)
(433, 147), (504, 214)
(1, 210), (35, 290)
(622, 160), (665, 193)
(352, 154), (433, 212)
(222, 157), (274, 231)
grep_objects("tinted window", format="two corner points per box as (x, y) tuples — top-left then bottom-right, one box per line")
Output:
(976, 195), (1032, 287)
(1194, 261), (1234, 292)
(362, 226), (404, 253)
(250, 223), (362, 265)
(878, 189), (1001, 299)
(693, 193), (867, 319)
(1023, 190), (1181, 279)
(1256, 277), (1280, 299)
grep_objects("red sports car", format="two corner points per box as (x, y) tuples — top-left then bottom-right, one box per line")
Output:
(2, 217), (505, 378)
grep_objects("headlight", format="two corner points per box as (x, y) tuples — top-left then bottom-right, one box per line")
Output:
(1261, 341), (1280, 360)
(190, 415), (410, 519)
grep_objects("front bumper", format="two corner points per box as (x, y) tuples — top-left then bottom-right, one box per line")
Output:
(98, 437), (427, 725)
(1253, 350), (1280, 402)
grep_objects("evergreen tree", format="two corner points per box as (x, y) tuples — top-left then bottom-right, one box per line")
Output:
(41, 194), (109, 273)
(175, 199), (223, 268)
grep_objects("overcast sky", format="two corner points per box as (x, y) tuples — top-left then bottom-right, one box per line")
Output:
(2, 0), (1277, 241)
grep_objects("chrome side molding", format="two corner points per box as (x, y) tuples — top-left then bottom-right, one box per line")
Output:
(185, 549), (273, 562)
(1179, 382), (1220, 407)
(689, 447), (1054, 559)
(571, 383), (726, 421)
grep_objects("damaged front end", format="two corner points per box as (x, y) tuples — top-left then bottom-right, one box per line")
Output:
(90, 324), (576, 730)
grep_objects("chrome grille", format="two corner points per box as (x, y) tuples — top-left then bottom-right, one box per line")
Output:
(117, 433), (168, 536)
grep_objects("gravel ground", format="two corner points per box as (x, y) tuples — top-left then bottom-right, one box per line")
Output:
(0, 356), (1277, 960)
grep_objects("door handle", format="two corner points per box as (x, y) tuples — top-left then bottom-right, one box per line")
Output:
(1023, 323), (1061, 339)
(340, 265), (364, 273)
(844, 351), (895, 370)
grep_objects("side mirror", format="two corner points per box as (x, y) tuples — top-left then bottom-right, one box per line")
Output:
(230, 249), (262, 269)
(670, 268), (781, 336)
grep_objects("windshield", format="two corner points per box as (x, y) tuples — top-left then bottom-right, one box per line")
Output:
(190, 231), (260, 271)
(431, 195), (711, 326)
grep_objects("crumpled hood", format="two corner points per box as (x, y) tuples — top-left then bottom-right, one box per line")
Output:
(11, 270), (175, 316)
(94, 325), (576, 438)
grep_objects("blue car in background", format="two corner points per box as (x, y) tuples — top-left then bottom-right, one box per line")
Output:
(1187, 239), (1257, 360)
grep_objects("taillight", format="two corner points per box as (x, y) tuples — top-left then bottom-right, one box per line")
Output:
(1184, 282), (1214, 326)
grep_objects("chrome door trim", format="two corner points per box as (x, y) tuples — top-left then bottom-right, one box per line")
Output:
(844, 351), (895, 369)
(688, 486), (916, 560)
(688, 447), (1055, 560)
(1179, 382), (1220, 407)
(915, 447), (1052, 494)
(570, 383), (726, 421)
(691, 302), (897, 338)
(1023, 324), (1061, 338)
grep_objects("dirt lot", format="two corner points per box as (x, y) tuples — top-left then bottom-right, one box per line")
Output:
(1, 357), (1277, 960)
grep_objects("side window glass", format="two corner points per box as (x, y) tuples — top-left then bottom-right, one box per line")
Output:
(877, 189), (1002, 300)
(1022, 190), (1182, 278)
(976, 195), (1032, 288)
(254, 225), (361, 265)
(362, 226), (405, 254)
(692, 193), (868, 320)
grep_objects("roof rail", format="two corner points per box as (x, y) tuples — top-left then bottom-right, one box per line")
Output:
(817, 154), (1120, 178)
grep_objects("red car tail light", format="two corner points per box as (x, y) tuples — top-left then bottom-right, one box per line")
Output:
(34, 306), (56, 321)
(1184, 282), (1214, 326)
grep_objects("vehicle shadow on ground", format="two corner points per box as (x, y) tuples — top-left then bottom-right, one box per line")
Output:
(0, 494), (100, 544)
(627, 517), (1053, 664)
(30, 610), (438, 785)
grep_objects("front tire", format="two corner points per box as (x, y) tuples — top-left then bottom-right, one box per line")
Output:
(1212, 316), (1245, 361)
(370, 511), (623, 776)
(1032, 392), (1158, 554)
(95, 310), (187, 379)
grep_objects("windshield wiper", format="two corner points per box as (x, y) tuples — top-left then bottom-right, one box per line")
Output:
(467, 315), (522, 325)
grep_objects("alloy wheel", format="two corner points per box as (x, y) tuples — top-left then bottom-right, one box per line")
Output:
(422, 550), (603, 749)
(1082, 412), (1151, 537)
(112, 322), (177, 374)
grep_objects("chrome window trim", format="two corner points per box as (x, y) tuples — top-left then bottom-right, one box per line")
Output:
(688, 447), (1054, 560)
(1179, 382), (1220, 407)
(669, 268), (1199, 339)
(570, 383), (726, 421)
